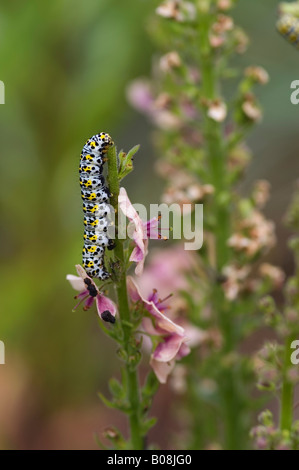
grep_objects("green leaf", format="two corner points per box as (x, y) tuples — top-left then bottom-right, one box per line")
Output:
(98, 392), (130, 413)
(117, 347), (128, 362)
(128, 349), (142, 368)
(142, 370), (159, 408)
(98, 392), (119, 410)
(141, 417), (157, 435)
(118, 144), (140, 181)
(109, 377), (126, 400)
(103, 426), (127, 450)
(121, 319), (134, 329)
(127, 144), (140, 160)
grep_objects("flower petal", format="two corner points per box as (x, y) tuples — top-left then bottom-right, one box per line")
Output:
(127, 276), (143, 303)
(119, 187), (144, 232)
(66, 274), (86, 292)
(74, 264), (100, 295)
(181, 323), (208, 348)
(76, 264), (90, 280)
(153, 334), (185, 363)
(142, 317), (160, 336)
(126, 79), (154, 114)
(176, 342), (191, 360)
(130, 245), (145, 263)
(119, 188), (147, 275)
(84, 296), (95, 310)
(127, 276), (184, 335)
(145, 218), (160, 239)
(134, 240), (148, 276)
(150, 357), (175, 384)
(101, 311), (116, 324)
(147, 302), (184, 335)
(96, 294), (117, 323)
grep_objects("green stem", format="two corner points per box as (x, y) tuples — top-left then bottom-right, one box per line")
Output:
(280, 335), (295, 432)
(198, 17), (230, 270)
(107, 145), (144, 450)
(198, 12), (245, 450)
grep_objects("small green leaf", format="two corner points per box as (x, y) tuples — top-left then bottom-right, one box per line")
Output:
(122, 319), (134, 329)
(118, 144), (140, 181)
(103, 426), (127, 450)
(127, 144), (140, 160)
(141, 417), (157, 435)
(109, 377), (126, 400)
(98, 392), (118, 410)
(98, 392), (130, 413)
(142, 370), (159, 405)
(117, 347), (128, 362)
(128, 350), (142, 368)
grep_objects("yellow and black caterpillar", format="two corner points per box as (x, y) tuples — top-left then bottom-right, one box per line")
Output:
(277, 14), (299, 49)
(79, 132), (115, 280)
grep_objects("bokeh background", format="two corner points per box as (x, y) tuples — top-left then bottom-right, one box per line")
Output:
(0, 0), (298, 449)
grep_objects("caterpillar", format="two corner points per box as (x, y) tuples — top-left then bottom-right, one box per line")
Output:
(277, 14), (299, 48)
(79, 132), (115, 280)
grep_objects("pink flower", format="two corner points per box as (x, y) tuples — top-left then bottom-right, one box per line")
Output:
(136, 244), (195, 300)
(127, 276), (189, 383)
(66, 265), (117, 324)
(156, 1), (196, 22)
(126, 79), (183, 130)
(119, 187), (167, 276)
(207, 100), (227, 122)
(126, 79), (154, 115)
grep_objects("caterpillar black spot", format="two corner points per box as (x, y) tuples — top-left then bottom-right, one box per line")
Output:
(277, 14), (299, 48)
(79, 132), (114, 280)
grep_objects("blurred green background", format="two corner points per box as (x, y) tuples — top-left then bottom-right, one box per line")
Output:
(0, 0), (298, 449)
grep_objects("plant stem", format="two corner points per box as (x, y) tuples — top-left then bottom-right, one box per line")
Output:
(107, 145), (144, 450)
(197, 12), (245, 450)
(280, 335), (295, 432)
(198, 15), (230, 270)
